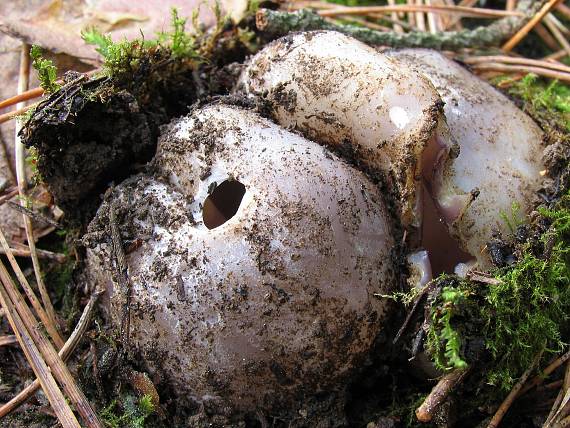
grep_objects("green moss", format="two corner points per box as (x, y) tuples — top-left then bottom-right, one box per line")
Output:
(30, 45), (61, 94)
(100, 393), (155, 428)
(429, 286), (469, 370)
(24, 146), (44, 185)
(502, 73), (570, 131)
(81, 5), (228, 79)
(427, 192), (570, 390)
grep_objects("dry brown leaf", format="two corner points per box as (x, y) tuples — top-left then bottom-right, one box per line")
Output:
(0, 0), (220, 65)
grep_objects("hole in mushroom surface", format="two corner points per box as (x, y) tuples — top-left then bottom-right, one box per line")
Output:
(203, 179), (246, 229)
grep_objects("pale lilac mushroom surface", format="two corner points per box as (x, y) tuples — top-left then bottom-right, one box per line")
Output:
(86, 104), (397, 415)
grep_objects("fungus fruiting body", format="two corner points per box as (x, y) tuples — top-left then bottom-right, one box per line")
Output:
(389, 49), (545, 267)
(85, 30), (550, 421)
(87, 104), (396, 416)
(238, 31), (455, 229)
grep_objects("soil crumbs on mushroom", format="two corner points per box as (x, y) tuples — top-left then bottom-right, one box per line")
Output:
(2, 8), (569, 428)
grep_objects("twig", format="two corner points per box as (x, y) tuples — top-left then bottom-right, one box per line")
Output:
(0, 133), (16, 184)
(0, 264), (81, 427)
(466, 270), (503, 286)
(544, 49), (569, 61)
(425, 0), (439, 34)
(0, 69), (97, 113)
(544, 14), (570, 57)
(0, 259), (103, 427)
(415, 0), (426, 33)
(441, 0), (476, 31)
(558, 3), (570, 20)
(506, 0), (518, 12)
(463, 55), (570, 73)
(0, 103), (36, 125)
(391, 280), (436, 345)
(0, 225), (64, 348)
(14, 43), (59, 340)
(0, 188), (18, 206)
(0, 335), (17, 346)
(487, 350), (543, 428)
(0, 290), (102, 418)
(502, 0), (563, 52)
(469, 62), (570, 82)
(109, 204), (132, 355)
(544, 385), (570, 427)
(0, 87), (44, 111)
(519, 350), (570, 397)
(387, 0), (403, 33)
(6, 200), (62, 229)
(0, 245), (67, 263)
(534, 22), (562, 51)
(318, 4), (523, 19)
(256, 0), (546, 50)
(416, 368), (469, 422)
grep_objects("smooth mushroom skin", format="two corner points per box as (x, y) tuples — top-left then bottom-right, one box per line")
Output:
(387, 49), (545, 266)
(86, 104), (396, 415)
(238, 31), (455, 228)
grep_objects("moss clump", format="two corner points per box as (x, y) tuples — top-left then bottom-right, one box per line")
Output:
(427, 191), (570, 390)
(100, 393), (155, 428)
(427, 284), (470, 371)
(499, 73), (570, 132)
(81, 5), (229, 80)
(30, 45), (61, 94)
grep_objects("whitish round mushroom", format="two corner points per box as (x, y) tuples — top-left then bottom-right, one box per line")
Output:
(238, 30), (455, 228)
(86, 104), (396, 416)
(387, 49), (545, 267)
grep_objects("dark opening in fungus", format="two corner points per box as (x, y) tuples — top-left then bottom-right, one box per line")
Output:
(203, 179), (246, 229)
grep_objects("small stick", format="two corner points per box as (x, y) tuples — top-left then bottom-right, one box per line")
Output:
(506, 0), (518, 12)
(0, 133), (16, 184)
(408, 0), (416, 27)
(0, 225), (64, 348)
(0, 269), (81, 427)
(442, 0), (477, 31)
(0, 103), (35, 125)
(0, 260), (104, 427)
(0, 290), (101, 418)
(0, 335), (17, 346)
(467, 270), (503, 286)
(416, 368), (469, 422)
(0, 88), (44, 111)
(487, 350), (543, 428)
(14, 44), (60, 341)
(0, 188), (18, 206)
(544, 49), (568, 61)
(0, 70), (96, 112)
(425, 0), (439, 34)
(415, 0), (426, 33)
(110, 204), (132, 355)
(518, 350), (570, 397)
(558, 3), (570, 20)
(502, 0), (563, 52)
(544, 14), (570, 57)
(469, 63), (570, 82)
(6, 200), (62, 229)
(0, 246), (67, 263)
(534, 22), (563, 51)
(318, 4), (523, 19)
(463, 55), (570, 74)
(547, 12), (570, 35)
(387, 0), (404, 33)
(256, 1), (546, 51)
